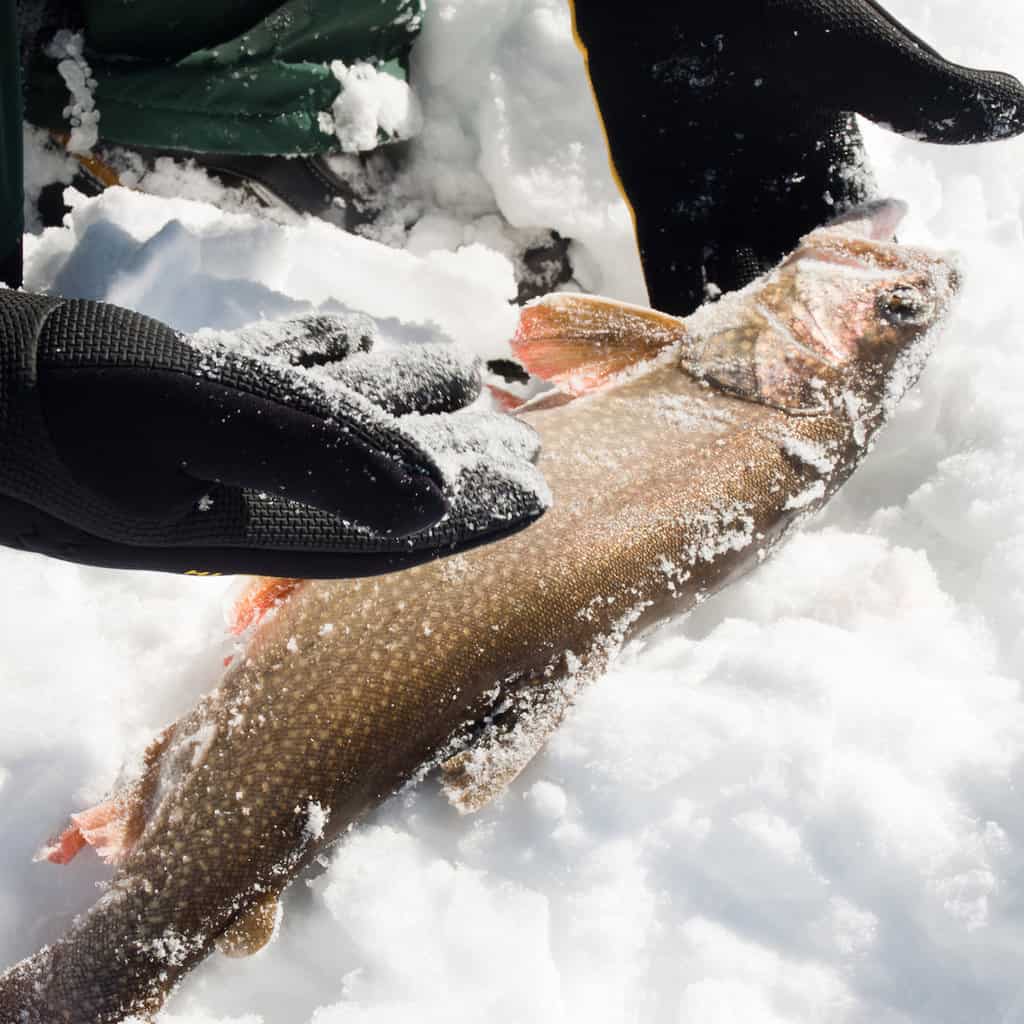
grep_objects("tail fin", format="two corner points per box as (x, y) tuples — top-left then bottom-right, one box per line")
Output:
(512, 293), (687, 396)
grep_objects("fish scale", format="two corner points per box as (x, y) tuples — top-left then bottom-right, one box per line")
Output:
(0, 200), (959, 1022)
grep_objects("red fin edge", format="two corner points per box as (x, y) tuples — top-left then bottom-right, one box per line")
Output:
(38, 797), (132, 866)
(230, 577), (304, 636)
(487, 383), (526, 412)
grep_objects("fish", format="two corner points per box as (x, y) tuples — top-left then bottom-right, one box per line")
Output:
(0, 199), (958, 1023)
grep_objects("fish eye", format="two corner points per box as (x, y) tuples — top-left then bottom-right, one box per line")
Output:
(877, 284), (930, 325)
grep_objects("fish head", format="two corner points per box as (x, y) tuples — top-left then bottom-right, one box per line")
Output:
(680, 200), (960, 432)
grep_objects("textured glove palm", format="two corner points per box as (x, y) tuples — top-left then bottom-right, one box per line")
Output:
(573, 0), (1024, 314)
(0, 291), (547, 576)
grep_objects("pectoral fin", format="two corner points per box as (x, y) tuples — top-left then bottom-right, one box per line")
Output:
(487, 384), (526, 412)
(441, 679), (573, 814)
(512, 293), (687, 395)
(218, 892), (281, 958)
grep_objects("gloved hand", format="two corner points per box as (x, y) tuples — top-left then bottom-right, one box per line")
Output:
(0, 290), (548, 576)
(572, 0), (1024, 315)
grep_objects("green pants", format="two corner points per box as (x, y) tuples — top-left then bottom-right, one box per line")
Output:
(1, 0), (423, 284)
(2, 0), (23, 285)
(24, 0), (423, 155)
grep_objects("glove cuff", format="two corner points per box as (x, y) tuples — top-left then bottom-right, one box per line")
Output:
(0, 290), (64, 433)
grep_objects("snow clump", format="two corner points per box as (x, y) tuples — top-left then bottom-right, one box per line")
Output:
(326, 62), (424, 154)
(44, 30), (99, 154)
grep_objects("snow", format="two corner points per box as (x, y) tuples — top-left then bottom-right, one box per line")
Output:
(44, 30), (99, 155)
(5, 0), (1024, 1021)
(326, 61), (424, 154)
(22, 187), (520, 356)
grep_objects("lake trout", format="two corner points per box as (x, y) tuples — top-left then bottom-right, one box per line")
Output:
(0, 200), (959, 1022)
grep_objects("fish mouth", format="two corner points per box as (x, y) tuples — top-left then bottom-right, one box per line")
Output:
(800, 200), (961, 302)
(789, 221), (961, 357)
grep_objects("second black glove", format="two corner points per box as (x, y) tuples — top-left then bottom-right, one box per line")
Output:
(573, 0), (1024, 314)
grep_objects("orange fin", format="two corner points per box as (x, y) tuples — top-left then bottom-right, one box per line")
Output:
(36, 822), (88, 865)
(230, 577), (304, 635)
(37, 795), (135, 865)
(487, 384), (526, 412)
(38, 726), (176, 867)
(512, 293), (687, 395)
(517, 389), (576, 414)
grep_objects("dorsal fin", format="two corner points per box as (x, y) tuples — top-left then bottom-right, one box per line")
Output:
(512, 293), (686, 396)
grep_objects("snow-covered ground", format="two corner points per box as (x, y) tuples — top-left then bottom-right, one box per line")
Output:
(5, 0), (1024, 1020)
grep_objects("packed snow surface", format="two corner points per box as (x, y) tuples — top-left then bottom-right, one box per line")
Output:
(5, 0), (1024, 1021)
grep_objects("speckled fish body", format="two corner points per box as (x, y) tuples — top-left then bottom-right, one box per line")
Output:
(0, 202), (959, 1022)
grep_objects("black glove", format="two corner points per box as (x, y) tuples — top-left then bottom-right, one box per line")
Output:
(0, 246), (18, 292)
(0, 290), (547, 576)
(573, 0), (1024, 315)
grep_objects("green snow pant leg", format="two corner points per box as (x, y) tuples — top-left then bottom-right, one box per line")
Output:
(26, 60), (344, 155)
(24, 0), (423, 156)
(83, 0), (423, 66)
(1, 0), (24, 288)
